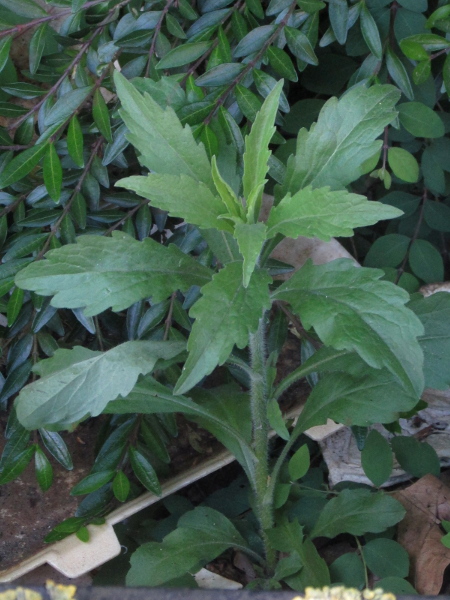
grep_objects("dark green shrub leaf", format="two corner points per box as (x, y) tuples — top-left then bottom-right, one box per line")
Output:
(7, 287), (24, 327)
(375, 577), (418, 595)
(43, 143), (63, 202)
(71, 470), (115, 495)
(385, 48), (414, 100)
(387, 147), (419, 183)
(364, 233), (410, 268)
(391, 435), (440, 477)
(409, 239), (444, 283)
(113, 470), (130, 502)
(285, 26), (318, 65)
(361, 429), (393, 487)
(398, 101), (445, 138)
(0, 0), (47, 18)
(328, 0), (349, 45)
(92, 89), (112, 142)
(34, 446), (53, 491)
(44, 86), (93, 128)
(234, 25), (275, 58)
(363, 538), (409, 578)
(39, 428), (73, 469)
(29, 23), (49, 75)
(0, 143), (48, 189)
(0, 444), (35, 485)
(129, 446), (161, 495)
(266, 46), (298, 82)
(311, 489), (405, 538)
(156, 41), (212, 69)
(196, 62), (244, 86)
(288, 444), (310, 481)
(67, 116), (84, 168)
(360, 4), (382, 59)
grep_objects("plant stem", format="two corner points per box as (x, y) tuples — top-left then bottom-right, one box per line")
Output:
(249, 315), (276, 574)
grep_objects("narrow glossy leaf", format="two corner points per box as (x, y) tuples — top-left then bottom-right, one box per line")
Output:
(388, 147), (419, 183)
(15, 340), (185, 430)
(311, 489), (405, 538)
(234, 222), (267, 287)
(0, 36), (12, 74)
(127, 507), (247, 586)
(70, 192), (87, 229)
(242, 80), (282, 212)
(400, 33), (450, 52)
(329, 0), (349, 44)
(39, 428), (73, 469)
(76, 527), (90, 543)
(361, 429), (393, 487)
(129, 446), (161, 495)
(114, 71), (214, 191)
(0, 360), (32, 407)
(7, 287), (24, 327)
(35, 446), (53, 491)
(196, 62), (245, 87)
(233, 25), (275, 58)
(0, 445), (35, 484)
(15, 233), (212, 316)
(140, 419), (170, 463)
(278, 85), (400, 197)
(398, 101), (444, 138)
(29, 23), (48, 75)
(92, 89), (112, 142)
(285, 26), (318, 65)
(0, 143), (48, 189)
(288, 444), (310, 480)
(267, 186), (402, 241)
(113, 470), (130, 502)
(71, 470), (115, 495)
(43, 143), (63, 202)
(391, 436), (440, 477)
(0, 0), (46, 18)
(156, 41), (212, 69)
(175, 262), (271, 395)
(444, 53), (450, 96)
(67, 116), (84, 167)
(266, 46), (298, 82)
(360, 4), (382, 59)
(116, 173), (232, 231)
(273, 260), (424, 396)
(44, 86), (93, 128)
(385, 48), (414, 100)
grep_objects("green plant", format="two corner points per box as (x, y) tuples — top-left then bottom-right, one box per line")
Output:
(7, 70), (436, 588)
(1, 0), (450, 590)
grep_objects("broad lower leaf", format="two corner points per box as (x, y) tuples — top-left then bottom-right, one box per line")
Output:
(127, 507), (247, 586)
(117, 173), (230, 231)
(409, 292), (450, 389)
(234, 222), (267, 287)
(114, 71), (214, 192)
(361, 429), (393, 487)
(273, 259), (424, 396)
(278, 85), (400, 199)
(266, 186), (402, 240)
(391, 436), (440, 478)
(387, 147), (419, 183)
(15, 341), (185, 430)
(362, 539), (409, 579)
(15, 233), (212, 316)
(398, 101), (445, 138)
(175, 262), (272, 395)
(242, 80), (282, 219)
(311, 489), (405, 538)
(106, 377), (256, 477)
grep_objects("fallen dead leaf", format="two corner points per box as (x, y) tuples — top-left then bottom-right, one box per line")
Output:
(394, 474), (450, 594)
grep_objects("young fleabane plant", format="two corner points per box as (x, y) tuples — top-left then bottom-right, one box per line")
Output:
(13, 71), (423, 587)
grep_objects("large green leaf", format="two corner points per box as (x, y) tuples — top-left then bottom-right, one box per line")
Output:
(15, 341), (185, 430)
(266, 186), (402, 241)
(242, 80), (282, 221)
(117, 173), (230, 232)
(273, 259), (424, 396)
(175, 262), (272, 395)
(105, 377), (256, 479)
(311, 489), (405, 538)
(277, 85), (400, 199)
(15, 233), (211, 316)
(409, 292), (450, 389)
(114, 71), (214, 192)
(126, 507), (249, 586)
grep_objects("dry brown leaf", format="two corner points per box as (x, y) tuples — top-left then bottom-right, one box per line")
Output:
(394, 474), (450, 594)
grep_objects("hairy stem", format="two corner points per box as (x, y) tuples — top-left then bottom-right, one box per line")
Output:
(249, 315), (276, 574)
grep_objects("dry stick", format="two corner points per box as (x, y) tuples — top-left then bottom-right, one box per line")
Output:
(103, 200), (150, 236)
(0, 195), (26, 219)
(203, 0), (297, 125)
(144, 0), (177, 78)
(8, 26), (105, 132)
(395, 187), (428, 285)
(36, 136), (104, 260)
(0, 144), (33, 151)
